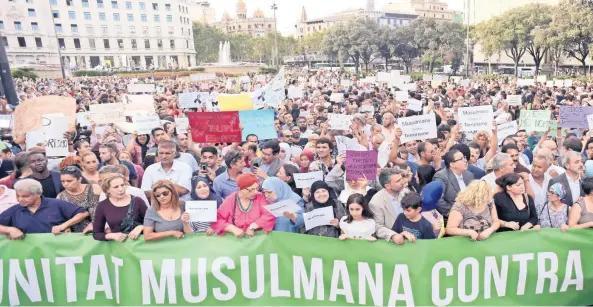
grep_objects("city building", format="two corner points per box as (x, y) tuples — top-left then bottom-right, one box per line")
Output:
(0, 0), (197, 70)
(188, 0), (215, 24)
(381, 0), (456, 21)
(212, 0), (275, 37)
(464, 0), (560, 25)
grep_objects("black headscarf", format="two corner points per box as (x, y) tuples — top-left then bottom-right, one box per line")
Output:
(191, 176), (223, 207)
(310, 181), (336, 209)
(135, 134), (151, 162)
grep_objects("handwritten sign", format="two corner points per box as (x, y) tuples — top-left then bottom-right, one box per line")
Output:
(288, 87), (303, 99)
(132, 115), (161, 135)
(397, 113), (437, 143)
(345, 150), (378, 181)
(185, 201), (217, 222)
(43, 114), (69, 157)
(303, 206), (334, 231)
(264, 200), (302, 217)
(190, 73), (216, 81)
(293, 171), (323, 189)
(395, 91), (408, 102)
(559, 106), (593, 128)
(187, 111), (241, 143)
(127, 83), (155, 93)
(239, 110), (276, 140)
(587, 114), (593, 130)
(124, 94), (153, 105)
(497, 121), (518, 145)
(518, 110), (551, 132)
(407, 99), (423, 112)
(458, 106), (493, 140)
(327, 114), (353, 131)
(88, 103), (126, 125)
(178, 92), (199, 109)
(14, 96), (76, 140)
(175, 117), (189, 134)
(506, 95), (522, 106)
(335, 136), (366, 154)
(329, 93), (344, 103)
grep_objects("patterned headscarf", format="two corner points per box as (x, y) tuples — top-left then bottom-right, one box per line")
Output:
(548, 183), (566, 201)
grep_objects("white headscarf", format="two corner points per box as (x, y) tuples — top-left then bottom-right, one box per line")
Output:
(279, 142), (292, 164)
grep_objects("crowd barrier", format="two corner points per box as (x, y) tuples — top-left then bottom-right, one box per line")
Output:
(0, 229), (591, 306)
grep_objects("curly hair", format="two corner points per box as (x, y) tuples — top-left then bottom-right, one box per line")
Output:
(473, 131), (490, 145)
(58, 156), (82, 172)
(455, 181), (492, 209)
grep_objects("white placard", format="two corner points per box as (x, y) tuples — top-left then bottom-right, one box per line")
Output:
(190, 73), (216, 81)
(327, 114), (353, 131)
(178, 92), (199, 109)
(395, 91), (408, 102)
(461, 79), (470, 87)
(554, 79), (564, 87)
(536, 75), (547, 82)
(26, 129), (45, 150)
(422, 74), (433, 81)
(340, 80), (352, 87)
(397, 113), (437, 143)
(127, 83), (156, 93)
(185, 201), (217, 222)
(303, 206), (335, 231)
(255, 75), (266, 82)
(377, 139), (392, 168)
(263, 200), (302, 217)
(175, 117), (189, 134)
(42, 114), (69, 157)
(497, 121), (518, 145)
(335, 136), (366, 154)
(377, 72), (390, 82)
(132, 115), (161, 135)
(294, 171), (323, 189)
(288, 87), (303, 99)
(124, 94), (153, 105)
(407, 99), (423, 112)
(329, 93), (344, 102)
(587, 114), (593, 130)
(399, 83), (416, 92)
(506, 95), (522, 106)
(458, 106), (494, 140)
(361, 105), (374, 113)
(0, 115), (13, 128)
(565, 79), (573, 87)
(89, 103), (126, 124)
(546, 81), (554, 87)
(75, 112), (91, 127)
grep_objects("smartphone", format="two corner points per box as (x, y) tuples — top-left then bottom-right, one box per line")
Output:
(253, 163), (259, 168)
(200, 163), (207, 171)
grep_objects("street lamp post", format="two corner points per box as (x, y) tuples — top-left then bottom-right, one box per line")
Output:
(271, 1), (279, 68)
(465, 0), (470, 78)
(49, 0), (66, 79)
(0, 37), (18, 106)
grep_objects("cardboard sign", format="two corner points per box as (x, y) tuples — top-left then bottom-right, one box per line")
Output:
(178, 92), (199, 109)
(187, 111), (241, 143)
(497, 121), (518, 145)
(458, 106), (494, 140)
(293, 171), (324, 189)
(132, 115), (161, 135)
(218, 94), (254, 111)
(327, 114), (353, 131)
(185, 201), (217, 222)
(239, 110), (276, 141)
(13, 96), (76, 140)
(559, 106), (593, 128)
(506, 95), (522, 106)
(397, 113), (437, 143)
(124, 94), (153, 105)
(518, 110), (552, 132)
(345, 150), (378, 181)
(89, 103), (126, 124)
(42, 114), (69, 157)
(127, 83), (155, 93)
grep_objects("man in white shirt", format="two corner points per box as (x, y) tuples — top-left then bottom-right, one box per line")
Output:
(529, 154), (552, 209)
(141, 140), (192, 200)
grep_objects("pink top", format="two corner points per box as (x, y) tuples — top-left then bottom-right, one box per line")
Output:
(0, 186), (19, 214)
(210, 192), (276, 235)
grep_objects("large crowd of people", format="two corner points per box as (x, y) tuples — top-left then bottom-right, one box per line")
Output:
(0, 68), (592, 245)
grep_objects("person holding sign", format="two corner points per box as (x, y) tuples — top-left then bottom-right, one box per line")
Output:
(144, 180), (190, 241)
(262, 177), (305, 233)
(184, 176), (222, 234)
(210, 173), (276, 237)
(303, 181), (347, 238)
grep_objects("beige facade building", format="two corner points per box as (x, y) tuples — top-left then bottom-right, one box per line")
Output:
(465, 0), (560, 24)
(188, 0), (216, 24)
(212, 0), (275, 37)
(381, 0), (456, 21)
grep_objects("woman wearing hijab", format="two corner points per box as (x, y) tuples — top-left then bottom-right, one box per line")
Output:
(299, 150), (314, 173)
(262, 177), (305, 233)
(182, 176), (224, 234)
(303, 181), (347, 238)
(420, 181), (445, 238)
(279, 143), (298, 166)
(125, 133), (152, 166)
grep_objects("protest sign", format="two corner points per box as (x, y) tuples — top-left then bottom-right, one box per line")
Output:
(565, 79), (573, 87)
(217, 94), (254, 111)
(407, 99), (423, 112)
(461, 79), (470, 87)
(377, 72), (390, 82)
(554, 79), (564, 87)
(288, 87), (303, 99)
(587, 114), (593, 130)
(458, 106), (493, 140)
(395, 91), (408, 102)
(335, 136), (366, 154)
(327, 114), (353, 131)
(422, 74), (433, 81)
(303, 206), (334, 231)
(123, 94), (153, 105)
(0, 115), (13, 128)
(264, 200), (303, 217)
(559, 106), (593, 128)
(190, 73), (216, 81)
(25, 129), (44, 149)
(14, 96), (76, 140)
(132, 115), (161, 135)
(178, 92), (199, 109)
(536, 75), (547, 82)
(345, 150), (378, 181)
(340, 80), (351, 87)
(430, 80), (441, 88)
(360, 105), (374, 113)
(255, 75), (266, 82)
(506, 95), (522, 106)
(397, 113), (437, 143)
(398, 82), (416, 92)
(377, 139), (392, 168)
(174, 117), (189, 134)
(518, 110), (551, 132)
(42, 114), (69, 157)
(546, 80), (554, 87)
(127, 83), (155, 93)
(187, 111), (241, 143)
(185, 201), (217, 222)
(497, 121), (519, 145)
(123, 100), (157, 116)
(329, 93), (344, 102)
(239, 110), (276, 140)
(293, 171), (323, 189)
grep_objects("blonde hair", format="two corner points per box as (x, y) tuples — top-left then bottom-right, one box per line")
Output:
(455, 181), (492, 209)
(101, 174), (127, 195)
(474, 131), (490, 143)
(150, 180), (180, 210)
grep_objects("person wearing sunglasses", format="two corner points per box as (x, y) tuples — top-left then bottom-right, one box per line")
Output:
(210, 173), (276, 238)
(144, 180), (190, 241)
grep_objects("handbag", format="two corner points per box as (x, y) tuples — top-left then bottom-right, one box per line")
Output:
(120, 196), (139, 233)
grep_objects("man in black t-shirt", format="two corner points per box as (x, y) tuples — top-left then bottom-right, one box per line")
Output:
(19, 152), (63, 198)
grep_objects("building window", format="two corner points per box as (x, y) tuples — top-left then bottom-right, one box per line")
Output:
(26, 0), (34, 2)
(31, 22), (39, 31)
(139, 2), (145, 10)
(0, 21), (3, 30)
(155, 26), (160, 35)
(127, 14), (134, 22)
(111, 1), (118, 9)
(157, 39), (162, 49)
(101, 25), (107, 33)
(50, 0), (57, 4)
(66, 0), (73, 6)
(166, 15), (172, 22)
(74, 38), (81, 48)
(58, 38), (65, 48)
(113, 13), (120, 21)
(169, 39), (174, 49)
(68, 11), (76, 20)
(103, 39), (110, 49)
(84, 12), (91, 20)
(71, 24), (78, 32)
(28, 9), (36, 17)
(141, 14), (147, 22)
(165, 3), (170, 11)
(13, 21), (23, 31)
(89, 38), (95, 48)
(129, 26), (135, 33)
(86, 25), (93, 33)
(152, 3), (158, 10)
(144, 39), (150, 48)
(142, 26), (148, 34)
(55, 23), (62, 32)
(53, 11), (60, 18)
(35, 37), (42, 48)
(131, 39), (137, 49)
(117, 39), (124, 49)
(82, 0), (88, 7)
(153, 15), (160, 22)
(99, 13), (106, 20)
(17, 37), (26, 47)
(125, 1), (131, 9)
(97, 0), (103, 8)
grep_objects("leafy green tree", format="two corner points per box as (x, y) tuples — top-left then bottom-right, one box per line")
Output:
(192, 22), (227, 63)
(410, 18), (464, 72)
(549, 0), (593, 73)
(376, 26), (396, 71)
(323, 22), (361, 74)
(392, 26), (420, 73)
(511, 4), (554, 74)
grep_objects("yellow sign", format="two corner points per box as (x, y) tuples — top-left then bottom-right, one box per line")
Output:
(217, 94), (254, 111)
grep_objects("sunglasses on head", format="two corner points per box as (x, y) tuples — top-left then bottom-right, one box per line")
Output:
(154, 190), (170, 198)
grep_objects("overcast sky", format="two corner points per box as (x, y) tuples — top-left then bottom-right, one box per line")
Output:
(208, 0), (465, 35)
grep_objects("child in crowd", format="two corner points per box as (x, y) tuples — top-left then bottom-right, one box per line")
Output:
(392, 192), (436, 241)
(339, 193), (376, 241)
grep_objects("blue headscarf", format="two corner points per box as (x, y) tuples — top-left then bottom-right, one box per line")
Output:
(262, 177), (303, 204)
(191, 176), (223, 207)
(420, 181), (444, 212)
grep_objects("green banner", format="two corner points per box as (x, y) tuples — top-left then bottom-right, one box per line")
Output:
(0, 229), (591, 306)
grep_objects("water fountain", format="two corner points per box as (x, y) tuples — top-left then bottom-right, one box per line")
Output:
(218, 41), (232, 65)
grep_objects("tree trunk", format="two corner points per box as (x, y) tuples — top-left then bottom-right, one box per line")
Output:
(581, 59), (587, 75)
(384, 56), (388, 71)
(513, 60), (519, 77)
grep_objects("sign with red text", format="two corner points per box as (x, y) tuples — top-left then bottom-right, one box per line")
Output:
(187, 112), (241, 143)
